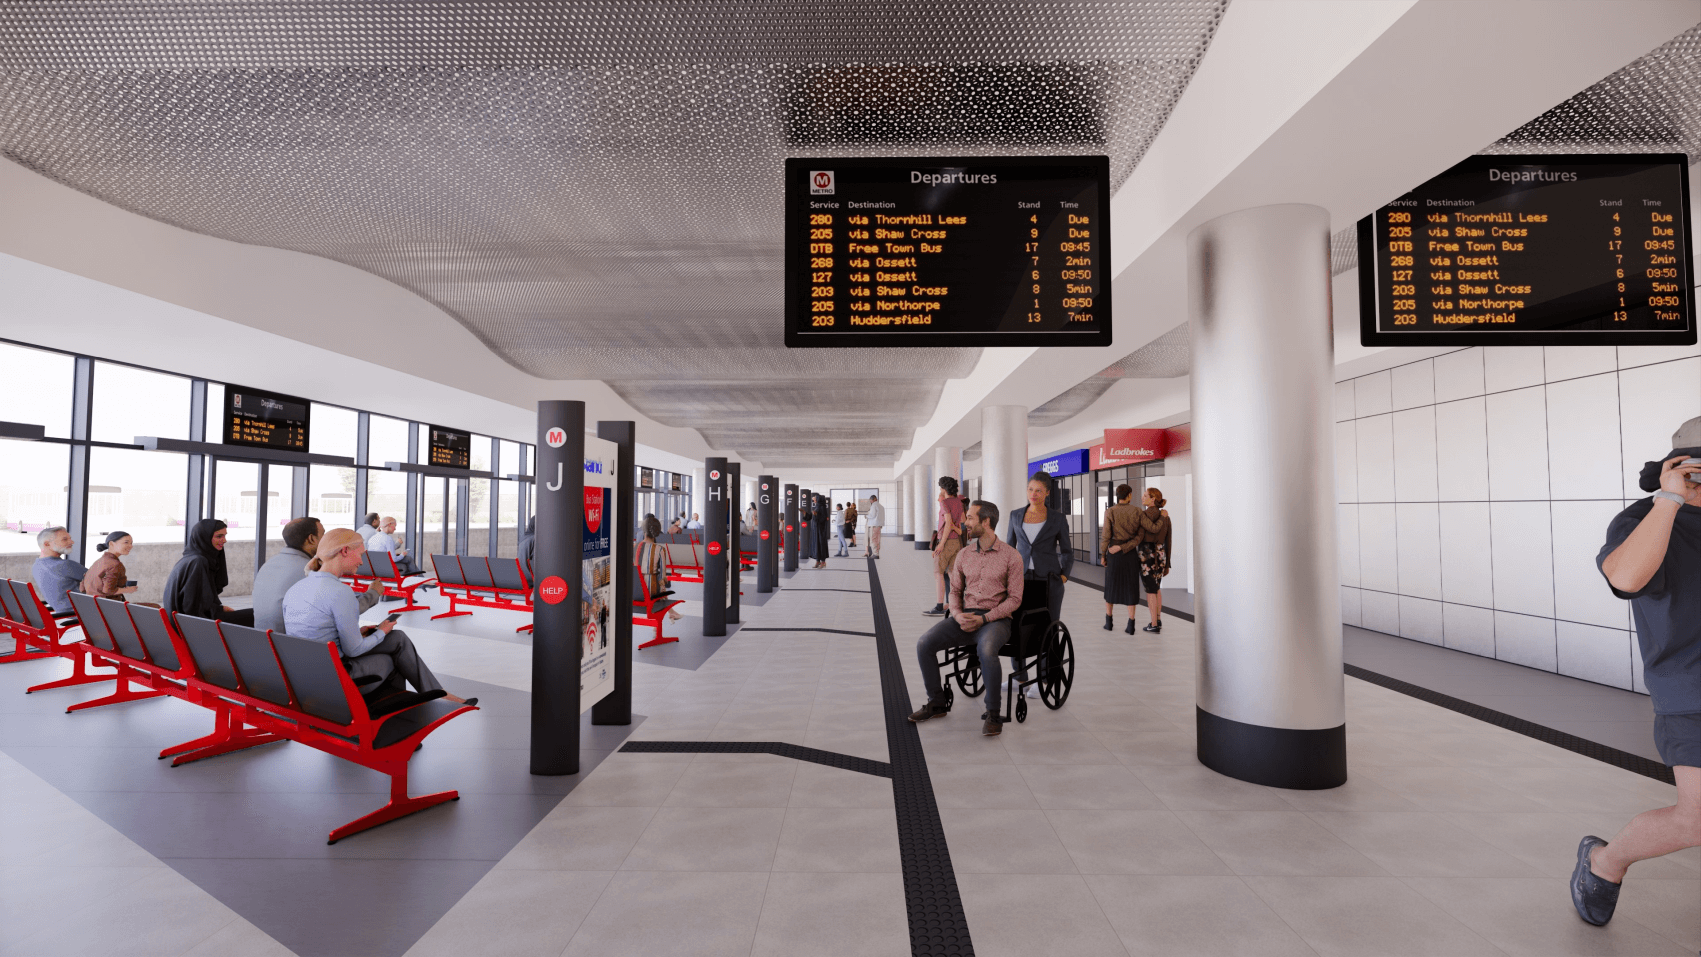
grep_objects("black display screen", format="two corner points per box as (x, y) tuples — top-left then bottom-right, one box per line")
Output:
(785, 156), (1111, 347)
(223, 385), (309, 451)
(1359, 154), (1695, 346)
(428, 426), (471, 468)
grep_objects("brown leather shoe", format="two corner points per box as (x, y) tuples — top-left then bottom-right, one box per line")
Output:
(982, 717), (1002, 736)
(907, 698), (950, 723)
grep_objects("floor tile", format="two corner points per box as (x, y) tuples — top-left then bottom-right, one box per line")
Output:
(1174, 810), (1386, 877)
(1086, 874), (1316, 957)
(1132, 764), (1294, 811)
(1017, 763), (1165, 810)
(621, 806), (785, 872)
(1306, 811), (1542, 877)
(938, 808), (1079, 875)
(930, 763), (1041, 809)
(750, 871), (909, 957)
(1614, 877), (1701, 952)
(999, 730), (1119, 765)
(786, 761), (894, 808)
(178, 918), (297, 957)
(404, 869), (612, 957)
(1095, 731), (1199, 767)
(957, 873), (1129, 957)
(1244, 875), (1504, 957)
(662, 758), (797, 807)
(1045, 809), (1230, 876)
(772, 807), (901, 872)
(495, 804), (658, 871)
(560, 871), (768, 957)
(1354, 765), (1539, 813)
(4, 865), (241, 957)
(1404, 876), (1692, 956)
(561, 757), (689, 806)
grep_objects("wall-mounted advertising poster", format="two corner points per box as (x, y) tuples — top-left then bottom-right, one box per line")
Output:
(580, 435), (619, 711)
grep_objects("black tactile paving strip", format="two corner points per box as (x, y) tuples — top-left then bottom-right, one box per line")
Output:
(867, 556), (976, 957)
(740, 627), (878, 637)
(1344, 663), (1677, 786)
(1066, 577), (1196, 622)
(620, 740), (891, 778)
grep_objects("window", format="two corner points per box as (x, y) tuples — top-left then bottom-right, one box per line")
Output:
(367, 415), (410, 538)
(87, 447), (188, 548)
(309, 403), (358, 530)
(92, 362), (189, 444)
(0, 341), (73, 438)
(0, 441), (69, 555)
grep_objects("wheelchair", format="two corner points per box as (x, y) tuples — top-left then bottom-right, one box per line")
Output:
(934, 580), (1074, 724)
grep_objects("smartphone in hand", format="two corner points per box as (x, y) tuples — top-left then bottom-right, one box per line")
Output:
(384, 612), (403, 623)
(125, 580), (137, 587)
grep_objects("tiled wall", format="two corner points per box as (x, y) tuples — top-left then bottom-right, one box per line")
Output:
(1335, 344), (1700, 693)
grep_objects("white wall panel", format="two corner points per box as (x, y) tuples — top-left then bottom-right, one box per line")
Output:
(1494, 611), (1557, 672)
(1337, 503), (1360, 588)
(1392, 406), (1439, 502)
(1334, 379), (1356, 423)
(1545, 374), (1623, 500)
(1360, 588), (1399, 636)
(1544, 346), (1615, 382)
(1617, 343), (1701, 370)
(1395, 503), (1441, 600)
(1391, 358), (1435, 412)
(1354, 369), (1393, 417)
(1618, 357), (1701, 497)
(1357, 503), (1399, 593)
(1490, 501), (1555, 618)
(1485, 386), (1549, 501)
(1355, 414), (1395, 502)
(1398, 596), (1443, 645)
(1483, 346), (1545, 393)
(1335, 420), (1358, 504)
(1340, 585), (1361, 627)
(1443, 603), (1495, 658)
(1556, 621), (1633, 691)
(1550, 500), (1633, 631)
(1438, 501), (1494, 608)
(1434, 348), (1485, 403)
(1435, 397), (1490, 502)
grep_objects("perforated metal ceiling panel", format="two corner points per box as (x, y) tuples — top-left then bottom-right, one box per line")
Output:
(0, 2), (1226, 466)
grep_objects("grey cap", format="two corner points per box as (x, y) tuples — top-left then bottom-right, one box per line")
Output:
(1675, 416), (1701, 449)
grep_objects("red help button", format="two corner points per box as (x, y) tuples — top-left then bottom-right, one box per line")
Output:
(760, 530), (770, 540)
(539, 575), (569, 605)
(707, 541), (723, 556)
(786, 525), (794, 532)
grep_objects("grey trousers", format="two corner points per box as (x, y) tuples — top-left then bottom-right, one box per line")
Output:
(916, 615), (1013, 715)
(342, 628), (443, 694)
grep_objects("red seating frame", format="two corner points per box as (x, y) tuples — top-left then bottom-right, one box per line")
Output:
(430, 555), (534, 630)
(341, 551), (434, 613)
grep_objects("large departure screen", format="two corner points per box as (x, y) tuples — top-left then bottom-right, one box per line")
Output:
(428, 426), (471, 468)
(1360, 154), (1695, 346)
(223, 385), (309, 451)
(785, 156), (1111, 347)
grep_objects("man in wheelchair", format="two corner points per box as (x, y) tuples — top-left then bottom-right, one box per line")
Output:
(908, 499), (1026, 736)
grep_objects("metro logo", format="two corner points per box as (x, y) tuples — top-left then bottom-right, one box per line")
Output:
(539, 575), (569, 604)
(545, 427), (566, 448)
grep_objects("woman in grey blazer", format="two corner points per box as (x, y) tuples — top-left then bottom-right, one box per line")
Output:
(1005, 470), (1073, 623)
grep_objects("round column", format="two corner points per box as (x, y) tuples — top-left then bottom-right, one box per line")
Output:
(913, 463), (934, 549)
(691, 467), (706, 526)
(1188, 203), (1345, 790)
(981, 406), (1029, 522)
(895, 471), (909, 541)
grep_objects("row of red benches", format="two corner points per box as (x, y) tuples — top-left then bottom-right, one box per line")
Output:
(0, 577), (476, 843)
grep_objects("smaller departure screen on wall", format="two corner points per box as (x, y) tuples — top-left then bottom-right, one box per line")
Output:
(1360, 154), (1695, 346)
(428, 426), (471, 468)
(785, 156), (1111, 348)
(223, 386), (309, 451)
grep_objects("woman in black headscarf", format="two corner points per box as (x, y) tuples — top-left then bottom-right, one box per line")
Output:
(812, 493), (831, 568)
(162, 519), (254, 625)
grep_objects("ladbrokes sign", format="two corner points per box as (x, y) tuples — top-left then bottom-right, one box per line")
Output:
(1092, 428), (1170, 470)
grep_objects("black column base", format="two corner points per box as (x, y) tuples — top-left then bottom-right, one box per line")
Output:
(1196, 706), (1346, 790)
(915, 540), (931, 550)
(902, 534), (915, 541)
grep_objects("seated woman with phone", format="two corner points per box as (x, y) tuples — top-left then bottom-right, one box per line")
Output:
(83, 530), (159, 606)
(281, 528), (475, 706)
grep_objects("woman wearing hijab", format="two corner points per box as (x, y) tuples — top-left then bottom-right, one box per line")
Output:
(813, 493), (831, 568)
(83, 530), (142, 601)
(162, 518), (254, 625)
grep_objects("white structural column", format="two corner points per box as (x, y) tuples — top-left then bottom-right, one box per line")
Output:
(933, 446), (962, 496)
(895, 468), (909, 540)
(1188, 203), (1344, 790)
(912, 462), (934, 549)
(692, 467), (706, 524)
(980, 405), (1029, 521)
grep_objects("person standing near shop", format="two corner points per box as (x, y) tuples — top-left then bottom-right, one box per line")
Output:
(843, 499), (858, 555)
(833, 504), (848, 557)
(1100, 484), (1141, 631)
(1134, 487), (1173, 633)
(864, 494), (884, 559)
(1006, 471), (1073, 697)
(1571, 419), (1700, 928)
(923, 476), (965, 616)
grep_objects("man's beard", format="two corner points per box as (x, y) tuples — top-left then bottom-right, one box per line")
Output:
(50, 543), (70, 556)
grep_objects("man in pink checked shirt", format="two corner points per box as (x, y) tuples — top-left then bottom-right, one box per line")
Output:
(907, 499), (1025, 736)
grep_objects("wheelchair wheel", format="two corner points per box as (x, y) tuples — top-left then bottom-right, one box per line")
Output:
(1038, 622), (1074, 710)
(955, 657), (983, 697)
(941, 685), (954, 711)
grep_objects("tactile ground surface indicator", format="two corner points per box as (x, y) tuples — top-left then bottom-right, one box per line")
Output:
(620, 740), (891, 778)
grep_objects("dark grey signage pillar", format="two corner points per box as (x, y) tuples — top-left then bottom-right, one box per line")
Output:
(799, 488), (812, 565)
(593, 420), (635, 727)
(702, 458), (728, 637)
(531, 400), (585, 776)
(756, 475), (776, 593)
(782, 484), (798, 572)
(728, 461), (742, 624)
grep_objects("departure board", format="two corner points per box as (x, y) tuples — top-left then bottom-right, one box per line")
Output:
(428, 426), (471, 468)
(223, 385), (309, 451)
(1359, 154), (1695, 346)
(785, 156), (1111, 348)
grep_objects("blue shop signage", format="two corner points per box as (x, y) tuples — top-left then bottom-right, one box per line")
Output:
(1028, 449), (1090, 479)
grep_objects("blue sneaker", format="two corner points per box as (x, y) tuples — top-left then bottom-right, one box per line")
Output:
(1570, 835), (1620, 926)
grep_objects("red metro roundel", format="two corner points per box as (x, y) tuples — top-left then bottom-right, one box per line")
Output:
(539, 575), (569, 604)
(707, 541), (723, 556)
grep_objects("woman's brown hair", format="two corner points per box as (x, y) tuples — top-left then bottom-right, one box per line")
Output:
(1145, 487), (1167, 508)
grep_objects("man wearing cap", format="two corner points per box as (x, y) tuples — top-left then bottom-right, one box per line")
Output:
(1572, 416), (1700, 927)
